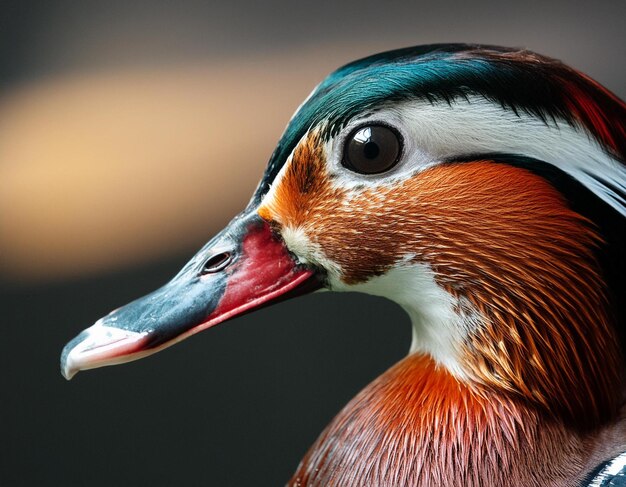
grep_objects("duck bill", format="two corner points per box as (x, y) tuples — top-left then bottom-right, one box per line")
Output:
(60, 212), (322, 380)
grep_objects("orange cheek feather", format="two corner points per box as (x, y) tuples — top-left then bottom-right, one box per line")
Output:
(259, 137), (620, 426)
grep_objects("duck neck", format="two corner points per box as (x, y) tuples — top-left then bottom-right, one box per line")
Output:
(291, 353), (594, 486)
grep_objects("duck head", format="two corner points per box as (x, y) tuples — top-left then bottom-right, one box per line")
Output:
(61, 44), (626, 427)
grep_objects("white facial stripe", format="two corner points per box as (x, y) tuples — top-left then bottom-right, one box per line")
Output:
(323, 96), (626, 215)
(332, 262), (481, 378)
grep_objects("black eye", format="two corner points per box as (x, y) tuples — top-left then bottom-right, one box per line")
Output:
(343, 124), (402, 174)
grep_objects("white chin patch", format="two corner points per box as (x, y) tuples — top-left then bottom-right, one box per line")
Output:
(332, 261), (482, 379)
(281, 225), (342, 279)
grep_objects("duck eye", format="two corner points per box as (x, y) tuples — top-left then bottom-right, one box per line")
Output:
(342, 124), (402, 174)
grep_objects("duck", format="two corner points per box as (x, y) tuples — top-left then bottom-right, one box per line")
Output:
(61, 44), (626, 486)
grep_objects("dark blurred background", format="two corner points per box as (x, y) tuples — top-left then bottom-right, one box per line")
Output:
(1, 1), (624, 485)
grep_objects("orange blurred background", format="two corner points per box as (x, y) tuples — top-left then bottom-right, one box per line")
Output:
(0, 49), (357, 279)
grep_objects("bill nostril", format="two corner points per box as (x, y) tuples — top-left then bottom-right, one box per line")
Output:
(200, 252), (233, 275)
